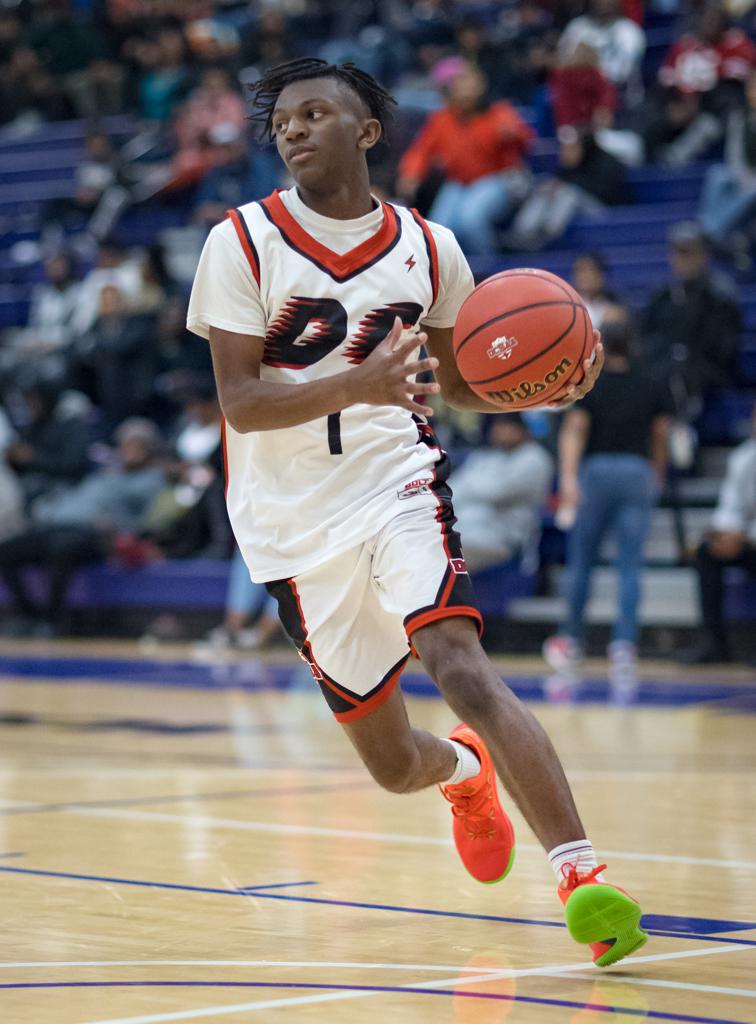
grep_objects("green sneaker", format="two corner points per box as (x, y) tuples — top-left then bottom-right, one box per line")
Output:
(558, 864), (648, 967)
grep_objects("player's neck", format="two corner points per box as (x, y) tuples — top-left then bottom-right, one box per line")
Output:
(294, 178), (376, 221)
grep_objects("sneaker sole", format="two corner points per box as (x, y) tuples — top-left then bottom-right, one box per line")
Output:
(564, 885), (648, 968)
(473, 844), (516, 886)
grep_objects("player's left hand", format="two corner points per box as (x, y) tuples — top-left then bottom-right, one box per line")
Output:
(548, 331), (604, 410)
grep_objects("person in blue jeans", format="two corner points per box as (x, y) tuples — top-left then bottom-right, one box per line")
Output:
(544, 312), (673, 701)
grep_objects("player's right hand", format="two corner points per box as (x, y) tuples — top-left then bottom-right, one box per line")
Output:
(349, 316), (440, 417)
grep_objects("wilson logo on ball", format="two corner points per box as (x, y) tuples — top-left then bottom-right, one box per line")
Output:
(486, 336), (519, 361)
(488, 356), (573, 404)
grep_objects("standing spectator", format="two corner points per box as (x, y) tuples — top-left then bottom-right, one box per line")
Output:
(699, 68), (756, 260)
(572, 252), (619, 329)
(397, 62), (533, 254)
(448, 414), (553, 571)
(506, 126), (629, 251)
(134, 26), (193, 122)
(544, 316), (674, 702)
(558, 0), (646, 98)
(682, 404), (756, 663)
(0, 418), (164, 637)
(641, 222), (742, 416)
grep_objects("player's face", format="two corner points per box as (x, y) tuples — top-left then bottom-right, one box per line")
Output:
(271, 78), (379, 188)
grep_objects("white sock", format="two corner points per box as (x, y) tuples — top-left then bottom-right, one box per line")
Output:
(548, 839), (603, 883)
(441, 738), (481, 785)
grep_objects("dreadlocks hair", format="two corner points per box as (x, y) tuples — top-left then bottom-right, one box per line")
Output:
(247, 57), (396, 143)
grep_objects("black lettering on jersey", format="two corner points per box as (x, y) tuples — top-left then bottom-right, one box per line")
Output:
(263, 297), (348, 368)
(343, 303), (424, 365)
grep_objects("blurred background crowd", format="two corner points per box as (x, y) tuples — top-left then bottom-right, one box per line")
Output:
(0, 0), (754, 686)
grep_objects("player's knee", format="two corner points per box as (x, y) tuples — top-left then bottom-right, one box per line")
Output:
(364, 747), (421, 794)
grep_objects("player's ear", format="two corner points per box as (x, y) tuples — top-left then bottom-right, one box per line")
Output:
(358, 118), (382, 151)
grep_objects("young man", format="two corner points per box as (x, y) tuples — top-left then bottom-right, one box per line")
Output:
(187, 57), (647, 967)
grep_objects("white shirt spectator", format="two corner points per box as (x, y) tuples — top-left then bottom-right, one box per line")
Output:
(711, 437), (756, 545)
(559, 15), (646, 88)
(449, 433), (554, 571)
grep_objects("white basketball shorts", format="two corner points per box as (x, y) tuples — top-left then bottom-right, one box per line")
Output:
(266, 502), (482, 723)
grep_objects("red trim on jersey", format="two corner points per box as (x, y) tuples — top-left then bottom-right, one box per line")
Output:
(405, 605), (484, 640)
(333, 659), (406, 723)
(288, 580), (361, 708)
(438, 567), (457, 609)
(226, 208), (261, 286)
(259, 191), (401, 281)
(410, 208), (439, 306)
(220, 417), (229, 500)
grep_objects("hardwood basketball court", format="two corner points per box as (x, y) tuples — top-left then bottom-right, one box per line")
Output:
(0, 639), (754, 1023)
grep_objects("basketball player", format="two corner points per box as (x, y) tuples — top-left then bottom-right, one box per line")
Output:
(187, 58), (647, 966)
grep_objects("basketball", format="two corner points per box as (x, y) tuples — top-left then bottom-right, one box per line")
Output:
(452, 268), (594, 409)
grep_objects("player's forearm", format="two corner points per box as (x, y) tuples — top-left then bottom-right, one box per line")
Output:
(221, 373), (361, 432)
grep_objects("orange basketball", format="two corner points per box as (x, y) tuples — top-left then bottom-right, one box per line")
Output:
(452, 268), (594, 409)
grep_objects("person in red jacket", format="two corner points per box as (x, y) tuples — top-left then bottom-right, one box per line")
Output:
(397, 62), (533, 254)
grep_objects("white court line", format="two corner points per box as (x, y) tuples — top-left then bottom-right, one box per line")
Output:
(77, 944), (754, 1024)
(554, 970), (756, 1000)
(1, 796), (754, 871)
(34, 803), (755, 872)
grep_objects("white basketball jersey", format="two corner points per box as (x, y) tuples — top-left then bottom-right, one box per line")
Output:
(187, 188), (474, 583)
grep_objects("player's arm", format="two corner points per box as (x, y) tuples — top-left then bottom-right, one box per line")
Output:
(423, 325), (605, 412)
(209, 317), (440, 433)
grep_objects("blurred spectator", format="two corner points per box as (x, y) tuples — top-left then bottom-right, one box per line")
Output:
(454, 17), (522, 100)
(0, 418), (164, 637)
(42, 131), (122, 245)
(73, 285), (157, 432)
(447, 414), (553, 571)
(169, 66), (246, 189)
(241, 9), (297, 73)
(644, 7), (756, 166)
(549, 41), (617, 130)
(72, 239), (143, 336)
(5, 375), (90, 508)
(571, 252), (620, 329)
(558, 0), (646, 97)
(144, 375), (232, 560)
(397, 62), (533, 254)
(682, 403), (756, 663)
(506, 126), (629, 250)
(154, 297), (213, 389)
(197, 547), (281, 652)
(0, 46), (74, 129)
(0, 406), (24, 543)
(29, 0), (124, 119)
(133, 26), (193, 122)
(699, 68), (756, 262)
(545, 316), (673, 702)
(192, 125), (282, 229)
(14, 252), (82, 357)
(641, 222), (742, 417)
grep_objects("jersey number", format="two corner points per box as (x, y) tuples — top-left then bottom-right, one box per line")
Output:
(264, 298), (423, 455)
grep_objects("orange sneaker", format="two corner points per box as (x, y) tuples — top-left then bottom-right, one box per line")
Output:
(440, 724), (515, 884)
(558, 863), (648, 967)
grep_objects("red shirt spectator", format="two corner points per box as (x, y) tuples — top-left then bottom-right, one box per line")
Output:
(659, 13), (756, 96)
(549, 43), (617, 128)
(399, 99), (532, 186)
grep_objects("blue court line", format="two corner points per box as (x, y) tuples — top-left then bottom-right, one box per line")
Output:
(0, 780), (375, 817)
(238, 881), (317, 891)
(2, 865), (755, 947)
(0, 981), (746, 1023)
